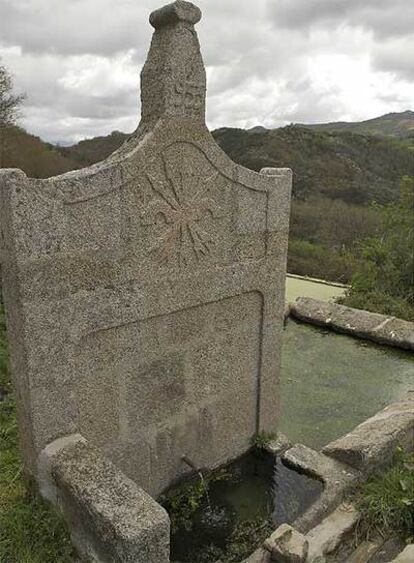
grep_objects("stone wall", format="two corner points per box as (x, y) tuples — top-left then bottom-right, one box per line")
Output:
(0, 0), (292, 497)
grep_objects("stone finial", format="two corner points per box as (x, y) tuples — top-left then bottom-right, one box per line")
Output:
(141, 1), (206, 125)
(149, 0), (202, 29)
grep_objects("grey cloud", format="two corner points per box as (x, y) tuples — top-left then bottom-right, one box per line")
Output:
(23, 104), (137, 144)
(1, 0), (413, 143)
(267, 0), (414, 39)
(0, 0), (154, 57)
(373, 37), (414, 81)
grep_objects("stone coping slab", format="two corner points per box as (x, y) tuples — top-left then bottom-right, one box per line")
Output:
(40, 436), (170, 563)
(282, 445), (360, 534)
(290, 297), (414, 351)
(323, 396), (414, 474)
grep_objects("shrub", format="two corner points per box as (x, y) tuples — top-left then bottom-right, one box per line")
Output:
(340, 176), (414, 321)
(355, 448), (414, 542)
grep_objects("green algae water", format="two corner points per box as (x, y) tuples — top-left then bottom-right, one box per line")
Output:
(165, 452), (323, 563)
(280, 320), (414, 450)
(285, 275), (346, 303)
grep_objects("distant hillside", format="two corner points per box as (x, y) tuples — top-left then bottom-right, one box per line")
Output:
(213, 126), (414, 204)
(0, 126), (79, 178)
(1, 120), (413, 207)
(58, 131), (130, 167)
(57, 124), (414, 206)
(300, 110), (414, 141)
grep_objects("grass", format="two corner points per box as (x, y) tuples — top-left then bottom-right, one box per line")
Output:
(355, 448), (414, 542)
(251, 432), (276, 451)
(0, 304), (75, 563)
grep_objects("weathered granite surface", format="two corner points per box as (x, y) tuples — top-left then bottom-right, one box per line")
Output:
(290, 297), (414, 350)
(264, 432), (292, 455)
(47, 437), (170, 563)
(306, 503), (358, 563)
(264, 524), (309, 562)
(392, 545), (414, 563)
(0, 0), (292, 496)
(323, 396), (414, 473)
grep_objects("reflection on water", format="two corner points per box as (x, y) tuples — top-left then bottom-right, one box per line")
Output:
(281, 320), (414, 449)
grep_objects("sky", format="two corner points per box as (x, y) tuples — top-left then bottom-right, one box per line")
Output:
(1, 0), (413, 144)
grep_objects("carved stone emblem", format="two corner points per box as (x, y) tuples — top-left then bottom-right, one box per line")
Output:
(142, 150), (224, 267)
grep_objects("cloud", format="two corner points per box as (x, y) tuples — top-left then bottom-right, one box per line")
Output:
(0, 0), (153, 57)
(373, 36), (414, 81)
(0, 0), (413, 143)
(267, 0), (414, 39)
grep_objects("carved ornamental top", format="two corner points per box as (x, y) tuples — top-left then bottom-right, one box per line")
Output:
(141, 1), (206, 126)
(141, 0), (206, 125)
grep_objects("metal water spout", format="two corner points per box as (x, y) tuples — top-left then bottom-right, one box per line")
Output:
(181, 455), (199, 472)
(181, 455), (211, 509)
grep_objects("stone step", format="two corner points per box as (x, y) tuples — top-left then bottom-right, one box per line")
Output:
(346, 540), (384, 563)
(306, 503), (359, 562)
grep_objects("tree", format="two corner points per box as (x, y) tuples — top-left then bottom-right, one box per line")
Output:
(0, 63), (25, 167)
(0, 63), (24, 128)
(341, 176), (414, 320)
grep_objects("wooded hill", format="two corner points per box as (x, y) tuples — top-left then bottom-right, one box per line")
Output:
(1, 112), (413, 207)
(0, 126), (79, 178)
(213, 125), (414, 204)
(300, 110), (414, 143)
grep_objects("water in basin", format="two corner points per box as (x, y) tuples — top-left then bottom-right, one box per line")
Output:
(281, 319), (414, 449)
(163, 450), (323, 563)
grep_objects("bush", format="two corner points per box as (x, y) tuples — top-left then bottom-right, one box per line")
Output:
(355, 448), (414, 542)
(288, 238), (358, 283)
(341, 176), (414, 321)
(340, 289), (414, 322)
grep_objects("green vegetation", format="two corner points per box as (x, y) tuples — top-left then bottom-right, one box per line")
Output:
(58, 130), (129, 167)
(161, 467), (235, 533)
(0, 63), (25, 129)
(161, 477), (210, 533)
(341, 176), (414, 321)
(162, 465), (274, 563)
(251, 432), (276, 451)
(288, 196), (380, 283)
(214, 125), (414, 204)
(0, 306), (10, 395)
(0, 305), (74, 563)
(0, 126), (80, 177)
(355, 448), (414, 542)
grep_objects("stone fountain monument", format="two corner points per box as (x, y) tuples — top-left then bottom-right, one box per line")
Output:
(0, 1), (292, 561)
